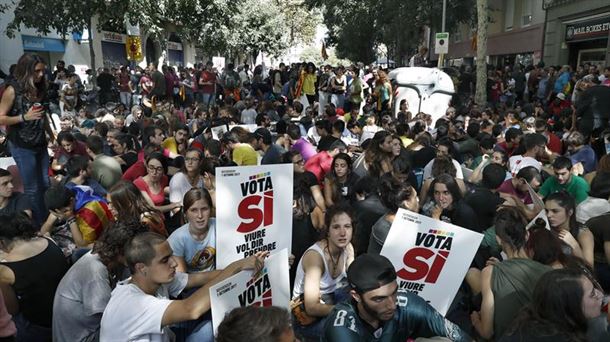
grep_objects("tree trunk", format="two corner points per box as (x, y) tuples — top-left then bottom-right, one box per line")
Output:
(87, 17), (96, 71)
(475, 0), (488, 106)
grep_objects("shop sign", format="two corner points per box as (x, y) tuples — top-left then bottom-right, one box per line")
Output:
(565, 17), (610, 42)
(101, 31), (126, 44)
(167, 41), (183, 51)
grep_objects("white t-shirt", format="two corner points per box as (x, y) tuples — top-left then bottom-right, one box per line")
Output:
(423, 158), (464, 180)
(169, 172), (204, 204)
(241, 108), (257, 125)
(100, 273), (188, 341)
(509, 155), (541, 177)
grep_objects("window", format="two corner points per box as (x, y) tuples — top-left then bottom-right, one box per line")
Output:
(505, 0), (515, 31)
(522, 0), (533, 26)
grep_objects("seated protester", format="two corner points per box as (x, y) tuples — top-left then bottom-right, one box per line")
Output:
(63, 155), (107, 197)
(290, 174), (324, 288)
(470, 206), (552, 340)
(323, 152), (360, 207)
(291, 205), (356, 340)
(42, 185), (113, 257)
(0, 167), (31, 217)
(285, 151), (326, 211)
(220, 129), (258, 166)
(420, 155), (467, 204)
(253, 127), (285, 165)
(422, 137), (464, 180)
(217, 306), (296, 342)
(315, 119), (338, 152)
(525, 223), (587, 269)
(352, 131), (394, 179)
(540, 156), (590, 205)
(86, 135), (123, 191)
(168, 189), (216, 274)
(469, 149), (511, 184)
(0, 214), (69, 341)
(495, 127), (523, 158)
(52, 220), (149, 342)
(367, 174), (419, 254)
(287, 123), (317, 163)
(323, 254), (471, 341)
(508, 132), (547, 176)
(545, 191), (594, 267)
(135, 152), (181, 214)
(100, 232), (265, 341)
(500, 268), (607, 342)
(162, 123), (190, 155)
(426, 173), (480, 232)
(589, 154), (610, 199)
(52, 131), (89, 173)
(169, 148), (204, 209)
(566, 131), (597, 175)
(122, 143), (162, 183)
(497, 166), (543, 219)
(586, 212), (610, 292)
(352, 176), (386, 256)
(534, 118), (562, 155)
(140, 125), (180, 161)
(112, 133), (140, 173)
(470, 136), (496, 169)
(305, 140), (348, 186)
(464, 163), (507, 230)
(108, 181), (168, 237)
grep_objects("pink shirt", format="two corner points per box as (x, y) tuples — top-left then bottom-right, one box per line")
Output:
(134, 175), (169, 206)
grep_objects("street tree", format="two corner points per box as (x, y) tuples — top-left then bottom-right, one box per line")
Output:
(475, 0), (488, 105)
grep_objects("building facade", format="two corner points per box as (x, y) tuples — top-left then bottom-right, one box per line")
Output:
(0, 0), (198, 78)
(446, 0), (545, 67)
(542, 0), (610, 68)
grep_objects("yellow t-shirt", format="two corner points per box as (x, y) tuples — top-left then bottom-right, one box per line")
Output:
(400, 137), (414, 148)
(161, 137), (178, 154)
(302, 74), (317, 95)
(233, 144), (258, 166)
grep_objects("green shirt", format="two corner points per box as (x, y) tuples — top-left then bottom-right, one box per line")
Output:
(539, 174), (589, 204)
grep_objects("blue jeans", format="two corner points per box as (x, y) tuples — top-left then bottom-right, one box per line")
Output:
(9, 141), (49, 225)
(201, 93), (215, 110)
(14, 313), (51, 342)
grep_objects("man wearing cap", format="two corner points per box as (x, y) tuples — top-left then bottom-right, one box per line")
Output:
(323, 254), (470, 341)
(253, 128), (284, 165)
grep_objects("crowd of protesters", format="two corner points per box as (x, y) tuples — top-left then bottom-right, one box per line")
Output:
(0, 50), (609, 341)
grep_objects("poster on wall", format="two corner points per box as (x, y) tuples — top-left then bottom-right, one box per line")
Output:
(380, 209), (483, 315)
(209, 249), (290, 334)
(215, 164), (293, 268)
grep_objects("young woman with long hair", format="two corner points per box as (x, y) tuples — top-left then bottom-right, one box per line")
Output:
(323, 153), (359, 207)
(0, 53), (54, 224)
(107, 181), (167, 237)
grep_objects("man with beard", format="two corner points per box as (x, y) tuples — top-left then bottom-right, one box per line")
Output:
(323, 254), (470, 341)
(162, 123), (190, 155)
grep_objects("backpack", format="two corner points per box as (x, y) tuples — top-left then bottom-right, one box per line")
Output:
(224, 72), (239, 90)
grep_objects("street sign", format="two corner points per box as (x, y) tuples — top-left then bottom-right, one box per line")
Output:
(435, 32), (449, 55)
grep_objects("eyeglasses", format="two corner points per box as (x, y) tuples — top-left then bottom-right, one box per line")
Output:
(147, 165), (164, 173)
(185, 157), (201, 163)
(293, 159), (305, 165)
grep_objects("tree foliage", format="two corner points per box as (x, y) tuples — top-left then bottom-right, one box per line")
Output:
(307, 0), (476, 64)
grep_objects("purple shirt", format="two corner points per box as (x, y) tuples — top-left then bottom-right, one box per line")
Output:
(292, 137), (317, 162)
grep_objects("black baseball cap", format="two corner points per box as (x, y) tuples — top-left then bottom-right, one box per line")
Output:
(254, 128), (272, 145)
(347, 254), (397, 293)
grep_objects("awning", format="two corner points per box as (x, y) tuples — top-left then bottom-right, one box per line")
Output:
(22, 36), (65, 52)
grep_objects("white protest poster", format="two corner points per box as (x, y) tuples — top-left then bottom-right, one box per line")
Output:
(380, 209), (483, 315)
(525, 209), (551, 230)
(229, 124), (258, 133)
(216, 164), (293, 268)
(209, 249), (290, 334)
(211, 124), (228, 140)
